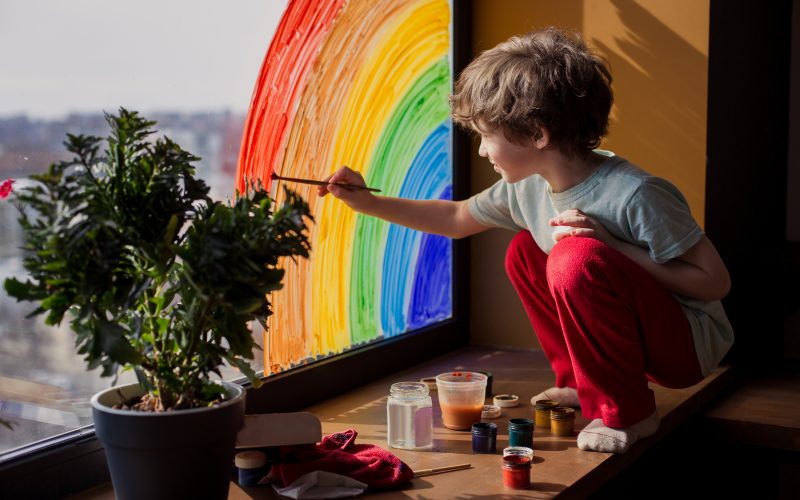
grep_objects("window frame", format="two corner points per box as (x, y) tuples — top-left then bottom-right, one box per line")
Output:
(0, 4), (473, 497)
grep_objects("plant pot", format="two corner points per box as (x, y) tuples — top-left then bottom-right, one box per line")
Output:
(91, 381), (245, 500)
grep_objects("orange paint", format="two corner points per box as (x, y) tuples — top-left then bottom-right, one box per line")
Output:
(440, 402), (483, 430)
(236, 0), (346, 195)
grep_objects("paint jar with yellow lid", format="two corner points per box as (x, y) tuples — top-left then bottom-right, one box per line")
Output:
(533, 400), (559, 429)
(550, 406), (575, 436)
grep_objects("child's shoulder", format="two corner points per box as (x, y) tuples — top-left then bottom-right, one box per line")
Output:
(601, 154), (689, 206)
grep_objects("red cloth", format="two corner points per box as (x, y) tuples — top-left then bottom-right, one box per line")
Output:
(268, 429), (413, 490)
(505, 231), (704, 428)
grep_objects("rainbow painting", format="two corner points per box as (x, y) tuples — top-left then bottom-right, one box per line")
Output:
(236, 0), (454, 374)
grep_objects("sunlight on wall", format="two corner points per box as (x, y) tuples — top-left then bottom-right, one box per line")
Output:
(470, 0), (710, 350)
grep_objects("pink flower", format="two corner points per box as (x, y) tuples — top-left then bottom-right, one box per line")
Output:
(0, 179), (15, 199)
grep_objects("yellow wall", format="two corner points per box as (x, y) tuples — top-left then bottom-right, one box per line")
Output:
(469, 0), (710, 349)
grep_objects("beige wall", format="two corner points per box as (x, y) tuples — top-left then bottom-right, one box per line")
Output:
(468, 0), (710, 349)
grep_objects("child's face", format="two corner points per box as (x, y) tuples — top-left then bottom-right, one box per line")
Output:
(477, 128), (540, 184)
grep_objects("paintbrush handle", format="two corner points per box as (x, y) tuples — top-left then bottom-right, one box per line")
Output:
(413, 463), (472, 477)
(271, 173), (381, 193)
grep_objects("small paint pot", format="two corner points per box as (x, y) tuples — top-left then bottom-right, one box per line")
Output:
(550, 406), (576, 436)
(479, 371), (493, 398)
(471, 422), (497, 454)
(493, 394), (519, 407)
(501, 447), (532, 489)
(534, 399), (559, 429)
(234, 450), (268, 487)
(419, 377), (437, 391)
(507, 418), (534, 448)
(481, 404), (501, 419)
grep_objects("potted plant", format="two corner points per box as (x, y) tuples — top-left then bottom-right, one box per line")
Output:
(3, 109), (312, 499)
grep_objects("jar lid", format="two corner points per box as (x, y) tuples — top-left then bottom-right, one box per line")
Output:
(481, 404), (501, 419)
(534, 399), (559, 410)
(507, 418), (534, 430)
(503, 446), (534, 458)
(550, 406), (576, 420)
(493, 394), (519, 407)
(235, 450), (267, 469)
(471, 422), (498, 435)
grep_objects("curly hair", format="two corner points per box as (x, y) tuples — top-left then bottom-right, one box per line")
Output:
(450, 27), (613, 157)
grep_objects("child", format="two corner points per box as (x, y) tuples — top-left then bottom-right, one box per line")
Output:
(318, 27), (733, 454)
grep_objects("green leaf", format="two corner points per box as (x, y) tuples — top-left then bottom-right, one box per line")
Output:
(226, 355), (262, 389)
(97, 320), (143, 365)
(3, 277), (45, 301)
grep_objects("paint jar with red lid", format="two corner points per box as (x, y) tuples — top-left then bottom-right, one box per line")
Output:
(501, 447), (532, 489)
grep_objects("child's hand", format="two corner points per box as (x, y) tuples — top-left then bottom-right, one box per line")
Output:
(317, 166), (376, 211)
(549, 208), (616, 247)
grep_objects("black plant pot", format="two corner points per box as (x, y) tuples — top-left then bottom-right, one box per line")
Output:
(91, 381), (245, 500)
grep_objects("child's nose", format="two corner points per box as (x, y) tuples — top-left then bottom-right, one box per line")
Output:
(478, 140), (488, 157)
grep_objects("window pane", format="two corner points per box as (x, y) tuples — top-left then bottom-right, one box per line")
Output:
(0, 0), (456, 457)
(234, 0), (455, 376)
(0, 0), (283, 456)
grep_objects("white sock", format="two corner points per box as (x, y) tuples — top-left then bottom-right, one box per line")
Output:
(530, 387), (580, 407)
(576, 411), (660, 454)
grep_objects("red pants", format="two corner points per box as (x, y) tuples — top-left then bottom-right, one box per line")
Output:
(505, 231), (704, 428)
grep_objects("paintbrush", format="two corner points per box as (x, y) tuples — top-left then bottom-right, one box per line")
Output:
(413, 463), (472, 477)
(271, 172), (381, 193)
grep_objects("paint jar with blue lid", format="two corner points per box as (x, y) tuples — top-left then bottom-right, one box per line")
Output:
(508, 418), (534, 448)
(234, 450), (268, 487)
(471, 422), (497, 453)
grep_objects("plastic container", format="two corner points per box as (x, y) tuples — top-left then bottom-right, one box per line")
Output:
(502, 447), (533, 489)
(471, 422), (497, 453)
(508, 418), (534, 448)
(435, 372), (488, 430)
(550, 406), (576, 437)
(534, 399), (559, 429)
(479, 371), (493, 398)
(387, 381), (433, 450)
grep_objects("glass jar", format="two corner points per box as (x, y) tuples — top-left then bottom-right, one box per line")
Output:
(387, 381), (433, 450)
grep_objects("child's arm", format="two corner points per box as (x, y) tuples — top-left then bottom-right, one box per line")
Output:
(608, 236), (730, 302)
(317, 166), (489, 239)
(552, 209), (731, 302)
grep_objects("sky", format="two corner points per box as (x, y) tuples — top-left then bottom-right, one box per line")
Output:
(0, 0), (289, 119)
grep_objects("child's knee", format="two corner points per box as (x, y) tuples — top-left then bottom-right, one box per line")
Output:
(546, 237), (611, 291)
(504, 230), (536, 277)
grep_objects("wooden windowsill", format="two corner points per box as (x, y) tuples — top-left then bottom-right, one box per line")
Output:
(72, 347), (732, 499)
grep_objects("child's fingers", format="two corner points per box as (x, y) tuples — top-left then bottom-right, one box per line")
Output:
(329, 166), (367, 187)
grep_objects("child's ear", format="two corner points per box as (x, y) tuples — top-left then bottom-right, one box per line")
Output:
(534, 127), (550, 149)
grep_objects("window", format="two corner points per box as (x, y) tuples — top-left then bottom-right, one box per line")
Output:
(0, 2), (470, 490)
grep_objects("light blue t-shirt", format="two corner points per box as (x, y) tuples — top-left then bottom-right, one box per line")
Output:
(467, 153), (733, 376)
